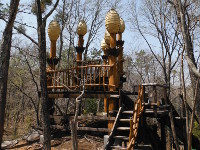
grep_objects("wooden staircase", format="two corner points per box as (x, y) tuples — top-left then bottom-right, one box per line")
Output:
(105, 86), (147, 150)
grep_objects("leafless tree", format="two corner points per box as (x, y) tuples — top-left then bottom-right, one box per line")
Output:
(0, 0), (20, 147)
(129, 0), (184, 149)
(34, 0), (59, 149)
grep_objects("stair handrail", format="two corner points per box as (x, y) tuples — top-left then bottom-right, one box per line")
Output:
(105, 107), (123, 150)
(128, 85), (145, 150)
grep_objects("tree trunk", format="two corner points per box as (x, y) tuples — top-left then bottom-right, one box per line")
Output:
(72, 90), (84, 150)
(35, 0), (51, 149)
(38, 23), (51, 149)
(175, 0), (200, 119)
(0, 0), (20, 147)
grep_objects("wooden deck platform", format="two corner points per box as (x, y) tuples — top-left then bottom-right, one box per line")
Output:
(47, 90), (119, 99)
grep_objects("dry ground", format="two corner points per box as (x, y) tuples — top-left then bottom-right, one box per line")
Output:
(3, 135), (104, 150)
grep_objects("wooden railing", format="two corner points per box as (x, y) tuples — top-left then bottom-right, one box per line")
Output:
(47, 64), (113, 91)
(105, 107), (123, 150)
(127, 85), (144, 150)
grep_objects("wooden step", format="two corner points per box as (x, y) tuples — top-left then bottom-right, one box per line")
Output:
(70, 116), (115, 121)
(77, 127), (110, 132)
(120, 119), (131, 122)
(135, 144), (152, 149)
(117, 127), (130, 131)
(113, 136), (129, 141)
(145, 110), (169, 114)
(109, 95), (120, 99)
(122, 111), (133, 114)
(111, 145), (127, 150)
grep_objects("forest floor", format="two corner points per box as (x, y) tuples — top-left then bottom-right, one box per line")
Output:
(3, 133), (104, 150)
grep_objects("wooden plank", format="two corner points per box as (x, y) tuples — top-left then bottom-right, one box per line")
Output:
(117, 127), (130, 131)
(120, 119), (131, 122)
(145, 110), (169, 114)
(113, 136), (129, 141)
(70, 116), (115, 121)
(48, 93), (110, 99)
(141, 83), (169, 88)
(111, 146), (127, 150)
(109, 95), (120, 99)
(46, 91), (119, 99)
(77, 127), (110, 132)
(122, 111), (133, 114)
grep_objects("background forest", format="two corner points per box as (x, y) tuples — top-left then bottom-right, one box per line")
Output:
(1, 0), (200, 149)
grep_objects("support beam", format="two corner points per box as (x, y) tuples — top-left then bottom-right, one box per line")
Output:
(108, 33), (117, 131)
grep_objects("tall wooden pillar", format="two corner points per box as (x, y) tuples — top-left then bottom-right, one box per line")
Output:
(47, 21), (61, 116)
(108, 33), (117, 130)
(76, 20), (87, 90)
(102, 55), (108, 113)
(75, 35), (85, 92)
(101, 38), (109, 114)
(77, 35), (84, 61)
(105, 9), (121, 132)
(117, 33), (124, 89)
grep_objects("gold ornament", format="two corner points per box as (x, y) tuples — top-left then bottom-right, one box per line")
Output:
(119, 18), (125, 33)
(105, 9), (120, 34)
(104, 30), (110, 45)
(48, 21), (61, 41)
(77, 20), (87, 36)
(101, 39), (109, 51)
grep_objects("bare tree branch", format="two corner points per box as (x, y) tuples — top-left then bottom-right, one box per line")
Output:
(185, 55), (200, 78)
(43, 0), (60, 21)
(1, 18), (38, 45)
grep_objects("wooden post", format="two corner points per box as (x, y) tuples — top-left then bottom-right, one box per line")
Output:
(129, 117), (133, 142)
(161, 118), (166, 150)
(103, 53), (108, 113)
(76, 35), (84, 88)
(153, 85), (157, 116)
(117, 33), (123, 89)
(47, 40), (58, 116)
(104, 98), (108, 113)
(108, 33), (117, 131)
(77, 35), (84, 61)
(50, 41), (56, 58)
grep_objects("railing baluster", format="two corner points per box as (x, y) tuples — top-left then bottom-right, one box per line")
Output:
(68, 70), (70, 87)
(58, 71), (60, 87)
(53, 72), (56, 91)
(90, 66), (92, 90)
(63, 71), (64, 85)
(72, 69), (75, 86)
(99, 67), (101, 88)
(94, 67), (96, 89)
(85, 67), (88, 88)
(65, 71), (67, 87)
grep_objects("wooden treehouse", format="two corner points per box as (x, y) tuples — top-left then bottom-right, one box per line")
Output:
(45, 10), (199, 150)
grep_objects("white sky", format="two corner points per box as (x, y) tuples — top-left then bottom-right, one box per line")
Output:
(0, 0), (149, 55)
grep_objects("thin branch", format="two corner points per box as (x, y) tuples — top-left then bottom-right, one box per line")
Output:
(135, 15), (164, 69)
(10, 80), (38, 113)
(1, 18), (38, 45)
(43, 0), (60, 21)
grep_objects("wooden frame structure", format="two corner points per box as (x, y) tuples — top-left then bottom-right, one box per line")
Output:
(44, 10), (199, 150)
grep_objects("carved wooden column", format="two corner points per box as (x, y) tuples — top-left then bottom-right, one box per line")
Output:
(47, 21), (61, 115)
(105, 9), (121, 131)
(76, 20), (87, 89)
(101, 39), (109, 114)
(117, 18), (125, 89)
